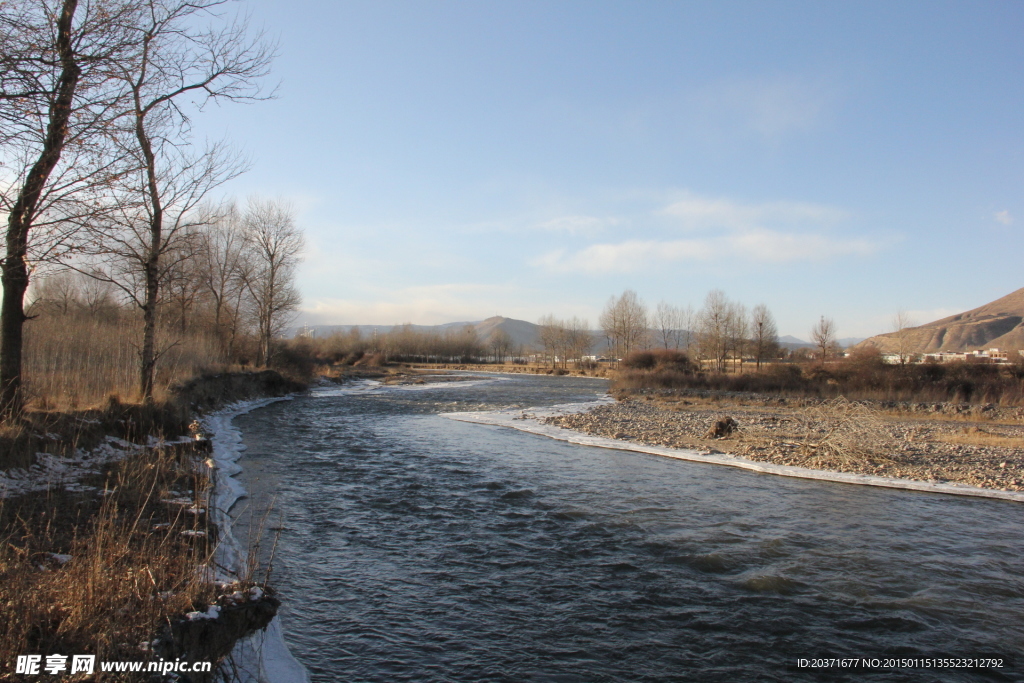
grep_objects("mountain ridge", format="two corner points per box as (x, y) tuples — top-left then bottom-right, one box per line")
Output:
(856, 287), (1024, 354)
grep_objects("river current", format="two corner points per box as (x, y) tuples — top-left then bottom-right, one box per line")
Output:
(232, 374), (1023, 682)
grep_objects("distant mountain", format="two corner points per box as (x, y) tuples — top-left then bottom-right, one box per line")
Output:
(297, 320), (861, 355)
(856, 287), (1024, 354)
(294, 316), (544, 349)
(473, 316), (541, 349)
(778, 335), (813, 350)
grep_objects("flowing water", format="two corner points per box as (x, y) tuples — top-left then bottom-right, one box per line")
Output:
(232, 374), (1023, 682)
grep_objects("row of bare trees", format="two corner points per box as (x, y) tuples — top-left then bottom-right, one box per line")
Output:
(592, 289), (781, 371)
(1, 0), (286, 414)
(537, 315), (592, 368)
(296, 324), (505, 365)
(32, 198), (302, 363)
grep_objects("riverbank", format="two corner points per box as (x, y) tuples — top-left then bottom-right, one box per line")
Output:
(541, 391), (1024, 494)
(0, 371), (304, 680)
(404, 361), (609, 378)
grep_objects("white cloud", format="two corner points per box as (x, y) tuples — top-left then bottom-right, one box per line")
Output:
(995, 210), (1013, 226)
(659, 193), (847, 231)
(726, 228), (877, 262)
(533, 239), (714, 274)
(535, 230), (878, 273)
(533, 191), (876, 273)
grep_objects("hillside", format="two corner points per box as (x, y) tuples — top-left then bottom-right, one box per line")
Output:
(297, 316), (543, 349)
(857, 287), (1024, 354)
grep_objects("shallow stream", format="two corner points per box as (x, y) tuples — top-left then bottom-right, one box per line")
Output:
(232, 374), (1023, 682)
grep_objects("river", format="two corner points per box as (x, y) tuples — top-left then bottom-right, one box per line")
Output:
(232, 373), (1022, 682)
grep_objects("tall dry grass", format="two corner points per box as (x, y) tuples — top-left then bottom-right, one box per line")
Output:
(22, 310), (228, 409)
(0, 443), (217, 680)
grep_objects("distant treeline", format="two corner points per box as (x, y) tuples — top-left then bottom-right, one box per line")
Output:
(288, 324), (522, 367)
(615, 347), (1024, 406)
(23, 199), (302, 409)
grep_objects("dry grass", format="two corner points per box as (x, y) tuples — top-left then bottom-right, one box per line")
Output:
(612, 357), (1024, 407)
(798, 397), (892, 466)
(933, 428), (1024, 449)
(0, 443), (216, 680)
(23, 311), (228, 410)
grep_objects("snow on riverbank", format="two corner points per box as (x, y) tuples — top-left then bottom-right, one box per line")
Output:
(311, 373), (511, 398)
(443, 400), (1024, 504)
(202, 397), (311, 683)
(0, 435), (191, 498)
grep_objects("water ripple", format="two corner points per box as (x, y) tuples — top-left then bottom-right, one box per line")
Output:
(234, 375), (1024, 682)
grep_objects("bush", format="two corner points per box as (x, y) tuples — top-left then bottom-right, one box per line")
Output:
(621, 349), (695, 372)
(612, 356), (1024, 406)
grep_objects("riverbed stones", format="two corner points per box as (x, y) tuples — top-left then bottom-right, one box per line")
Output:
(541, 393), (1024, 492)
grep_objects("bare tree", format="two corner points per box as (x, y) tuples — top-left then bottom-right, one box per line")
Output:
(599, 290), (648, 361)
(564, 316), (592, 367)
(891, 310), (917, 366)
(726, 301), (748, 372)
(196, 204), (250, 355)
(749, 303), (779, 371)
(106, 0), (273, 398)
(537, 314), (565, 368)
(0, 0), (138, 416)
(30, 270), (78, 315)
(87, 146), (245, 397)
(488, 328), (513, 364)
(679, 303), (696, 352)
(810, 315), (837, 363)
(653, 301), (684, 350)
(162, 230), (206, 334)
(696, 289), (731, 372)
(242, 197), (303, 366)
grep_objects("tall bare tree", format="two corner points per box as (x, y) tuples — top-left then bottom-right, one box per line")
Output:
(599, 289), (648, 361)
(749, 303), (779, 370)
(810, 315), (837, 363)
(653, 301), (684, 350)
(109, 0), (273, 398)
(196, 204), (250, 355)
(891, 310), (916, 366)
(0, 0), (137, 416)
(564, 316), (592, 366)
(537, 314), (565, 368)
(242, 197), (303, 366)
(697, 289), (731, 372)
(726, 301), (748, 372)
(488, 328), (513, 364)
(679, 303), (696, 352)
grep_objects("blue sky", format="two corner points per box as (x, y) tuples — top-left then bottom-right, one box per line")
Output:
(195, 0), (1023, 339)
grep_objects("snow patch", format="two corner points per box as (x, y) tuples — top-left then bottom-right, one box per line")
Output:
(310, 374), (509, 398)
(202, 396), (311, 683)
(186, 605), (221, 621)
(0, 437), (141, 498)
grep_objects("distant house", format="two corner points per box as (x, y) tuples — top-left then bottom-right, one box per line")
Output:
(920, 348), (1015, 364)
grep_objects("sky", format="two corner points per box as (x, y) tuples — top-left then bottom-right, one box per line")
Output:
(192, 0), (1024, 339)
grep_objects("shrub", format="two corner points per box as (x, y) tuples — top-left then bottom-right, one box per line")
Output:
(621, 349), (695, 372)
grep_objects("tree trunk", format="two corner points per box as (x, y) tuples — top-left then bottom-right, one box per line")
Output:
(140, 259), (158, 401)
(0, 0), (80, 418)
(135, 74), (163, 402)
